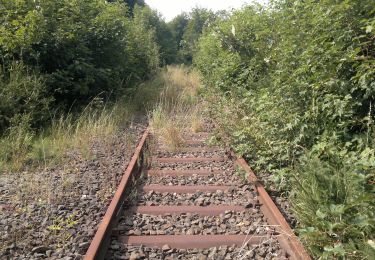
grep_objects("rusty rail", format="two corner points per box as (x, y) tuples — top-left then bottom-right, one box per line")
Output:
(235, 155), (311, 260)
(84, 129), (149, 260)
(84, 128), (310, 259)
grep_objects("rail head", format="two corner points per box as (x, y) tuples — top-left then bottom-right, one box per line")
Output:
(84, 129), (149, 260)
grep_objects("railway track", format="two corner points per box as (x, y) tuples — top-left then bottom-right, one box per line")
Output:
(84, 128), (310, 259)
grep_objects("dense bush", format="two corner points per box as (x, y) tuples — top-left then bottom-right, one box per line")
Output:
(132, 5), (176, 65)
(195, 0), (374, 258)
(0, 0), (160, 133)
(0, 0), (172, 171)
(0, 62), (51, 132)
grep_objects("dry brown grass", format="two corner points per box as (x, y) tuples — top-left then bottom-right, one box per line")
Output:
(149, 65), (203, 151)
(0, 101), (128, 173)
(190, 109), (205, 133)
(149, 105), (186, 151)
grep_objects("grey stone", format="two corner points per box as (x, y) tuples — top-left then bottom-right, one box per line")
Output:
(31, 246), (50, 253)
(162, 244), (171, 251)
(129, 251), (139, 260)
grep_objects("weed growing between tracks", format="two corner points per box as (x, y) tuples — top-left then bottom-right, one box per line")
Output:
(149, 65), (203, 151)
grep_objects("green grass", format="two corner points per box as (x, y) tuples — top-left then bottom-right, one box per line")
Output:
(0, 103), (125, 172)
(291, 152), (375, 259)
(148, 65), (204, 151)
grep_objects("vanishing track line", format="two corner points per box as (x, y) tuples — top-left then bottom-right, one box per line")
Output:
(84, 128), (310, 259)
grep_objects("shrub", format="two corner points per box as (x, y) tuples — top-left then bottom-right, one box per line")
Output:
(0, 0), (171, 171)
(0, 62), (51, 133)
(292, 146), (375, 258)
(194, 0), (375, 257)
(0, 0), (162, 116)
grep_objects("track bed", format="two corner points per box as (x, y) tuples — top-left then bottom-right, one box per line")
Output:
(106, 132), (284, 259)
(85, 128), (310, 260)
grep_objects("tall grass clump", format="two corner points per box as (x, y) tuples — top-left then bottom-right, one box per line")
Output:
(149, 66), (203, 151)
(31, 103), (120, 165)
(0, 115), (35, 172)
(0, 68), (194, 173)
(0, 62), (50, 172)
(292, 149), (375, 258)
(0, 101), (126, 172)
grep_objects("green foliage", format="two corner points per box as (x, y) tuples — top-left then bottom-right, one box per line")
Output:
(0, 62), (51, 132)
(293, 147), (375, 258)
(132, 5), (175, 65)
(0, 69), (171, 172)
(194, 0), (375, 258)
(0, 0), (161, 118)
(113, 0), (145, 15)
(168, 13), (189, 49)
(0, 0), (174, 171)
(0, 114), (35, 171)
(167, 8), (216, 64)
(181, 8), (216, 63)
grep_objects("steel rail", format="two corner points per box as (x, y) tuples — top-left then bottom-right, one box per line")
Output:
(235, 155), (311, 260)
(84, 128), (310, 259)
(84, 129), (149, 260)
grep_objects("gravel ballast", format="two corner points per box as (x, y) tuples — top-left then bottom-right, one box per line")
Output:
(118, 210), (271, 236)
(0, 123), (146, 259)
(106, 125), (292, 259)
(136, 188), (257, 207)
(145, 172), (248, 186)
(151, 161), (235, 171)
(106, 239), (286, 260)
(155, 149), (227, 158)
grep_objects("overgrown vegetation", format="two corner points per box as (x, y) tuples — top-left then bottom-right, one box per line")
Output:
(149, 66), (202, 151)
(0, 1), (213, 172)
(0, 0), (164, 172)
(0, 0), (159, 121)
(2, 0), (373, 258)
(168, 8), (216, 64)
(194, 0), (374, 258)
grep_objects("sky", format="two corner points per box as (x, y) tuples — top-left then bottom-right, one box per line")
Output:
(145, 0), (267, 21)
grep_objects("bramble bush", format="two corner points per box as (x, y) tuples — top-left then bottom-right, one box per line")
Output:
(194, 0), (374, 258)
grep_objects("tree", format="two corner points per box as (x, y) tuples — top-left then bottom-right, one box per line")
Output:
(168, 13), (189, 63)
(133, 5), (177, 64)
(107, 0), (145, 15)
(180, 7), (215, 63)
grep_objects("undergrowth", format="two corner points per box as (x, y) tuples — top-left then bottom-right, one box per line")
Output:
(148, 65), (203, 151)
(0, 68), (175, 173)
(194, 0), (375, 258)
(0, 102), (125, 172)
